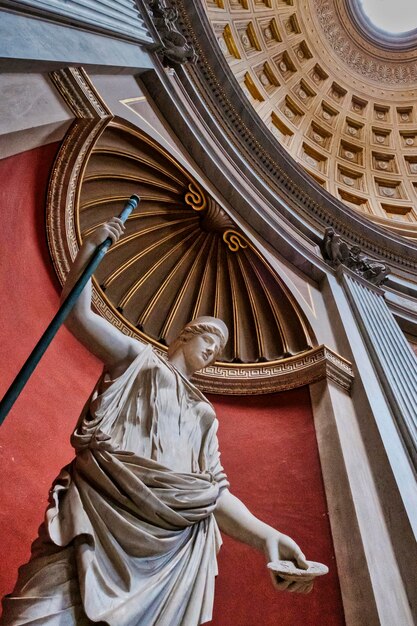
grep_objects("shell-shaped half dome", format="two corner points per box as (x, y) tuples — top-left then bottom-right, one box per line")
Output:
(75, 121), (313, 364)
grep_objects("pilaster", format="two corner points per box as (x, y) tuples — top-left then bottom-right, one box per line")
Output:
(339, 266), (417, 468)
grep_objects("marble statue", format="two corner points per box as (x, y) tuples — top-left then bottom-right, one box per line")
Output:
(1, 217), (316, 626)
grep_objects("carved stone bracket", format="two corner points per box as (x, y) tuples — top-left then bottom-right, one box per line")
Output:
(145, 0), (197, 67)
(322, 228), (391, 286)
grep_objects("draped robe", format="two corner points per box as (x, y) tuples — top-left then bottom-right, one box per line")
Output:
(1, 345), (229, 626)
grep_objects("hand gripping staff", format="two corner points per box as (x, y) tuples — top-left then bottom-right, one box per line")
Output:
(0, 194), (140, 426)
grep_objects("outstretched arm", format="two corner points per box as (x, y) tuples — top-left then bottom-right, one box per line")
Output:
(62, 218), (141, 371)
(214, 489), (310, 592)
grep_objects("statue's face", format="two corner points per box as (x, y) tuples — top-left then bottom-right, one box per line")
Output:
(181, 331), (222, 373)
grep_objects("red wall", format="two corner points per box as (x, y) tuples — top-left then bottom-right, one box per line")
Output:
(0, 144), (102, 597)
(0, 146), (345, 625)
(210, 392), (345, 626)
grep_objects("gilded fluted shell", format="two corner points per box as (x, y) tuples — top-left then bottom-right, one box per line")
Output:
(78, 122), (313, 363)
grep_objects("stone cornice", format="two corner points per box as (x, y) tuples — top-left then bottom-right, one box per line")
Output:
(193, 345), (354, 395)
(1, 0), (153, 44)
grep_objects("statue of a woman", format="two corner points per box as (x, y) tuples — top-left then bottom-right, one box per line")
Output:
(1, 218), (309, 625)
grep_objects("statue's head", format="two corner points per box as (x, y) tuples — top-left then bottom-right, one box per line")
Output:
(168, 317), (228, 373)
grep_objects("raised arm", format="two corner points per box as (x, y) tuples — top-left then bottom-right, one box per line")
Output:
(214, 489), (312, 592)
(62, 218), (141, 372)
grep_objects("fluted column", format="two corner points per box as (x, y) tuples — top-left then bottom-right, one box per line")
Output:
(340, 267), (417, 467)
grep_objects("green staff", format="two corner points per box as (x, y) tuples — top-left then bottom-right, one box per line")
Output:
(0, 194), (140, 425)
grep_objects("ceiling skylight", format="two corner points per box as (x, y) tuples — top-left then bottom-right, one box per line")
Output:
(359, 0), (417, 34)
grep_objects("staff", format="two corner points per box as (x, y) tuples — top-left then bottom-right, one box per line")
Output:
(0, 194), (140, 425)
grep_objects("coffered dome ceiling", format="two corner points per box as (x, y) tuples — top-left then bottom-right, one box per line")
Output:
(202, 0), (417, 237)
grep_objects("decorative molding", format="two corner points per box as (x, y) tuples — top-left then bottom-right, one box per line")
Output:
(92, 290), (354, 394)
(47, 66), (114, 278)
(46, 118), (112, 280)
(314, 0), (417, 84)
(88, 294), (354, 393)
(184, 182), (207, 212)
(192, 345), (354, 395)
(49, 67), (113, 118)
(222, 230), (248, 252)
